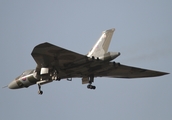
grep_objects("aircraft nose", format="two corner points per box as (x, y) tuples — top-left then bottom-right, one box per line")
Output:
(8, 80), (19, 89)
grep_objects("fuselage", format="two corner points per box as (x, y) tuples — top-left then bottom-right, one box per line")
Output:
(8, 52), (120, 89)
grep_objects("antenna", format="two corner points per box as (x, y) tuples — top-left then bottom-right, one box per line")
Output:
(2, 85), (8, 88)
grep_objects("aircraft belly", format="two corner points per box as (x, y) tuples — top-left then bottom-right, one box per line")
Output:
(58, 61), (110, 78)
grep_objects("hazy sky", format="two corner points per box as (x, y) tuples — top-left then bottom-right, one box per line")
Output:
(0, 1), (172, 120)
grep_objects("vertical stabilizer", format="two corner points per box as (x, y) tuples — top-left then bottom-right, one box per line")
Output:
(87, 28), (115, 58)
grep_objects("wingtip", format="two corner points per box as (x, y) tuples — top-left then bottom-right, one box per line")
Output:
(163, 72), (170, 75)
(157, 72), (169, 77)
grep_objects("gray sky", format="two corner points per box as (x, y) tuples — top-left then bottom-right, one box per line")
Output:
(0, 1), (172, 120)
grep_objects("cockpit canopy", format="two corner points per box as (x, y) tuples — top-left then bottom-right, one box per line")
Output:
(15, 69), (35, 79)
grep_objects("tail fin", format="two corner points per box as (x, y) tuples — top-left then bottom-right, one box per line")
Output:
(87, 28), (115, 58)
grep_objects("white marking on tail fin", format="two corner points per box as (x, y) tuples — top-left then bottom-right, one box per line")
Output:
(87, 28), (115, 58)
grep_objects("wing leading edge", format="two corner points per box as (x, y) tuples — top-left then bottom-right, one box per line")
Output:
(31, 42), (86, 72)
(95, 62), (169, 78)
